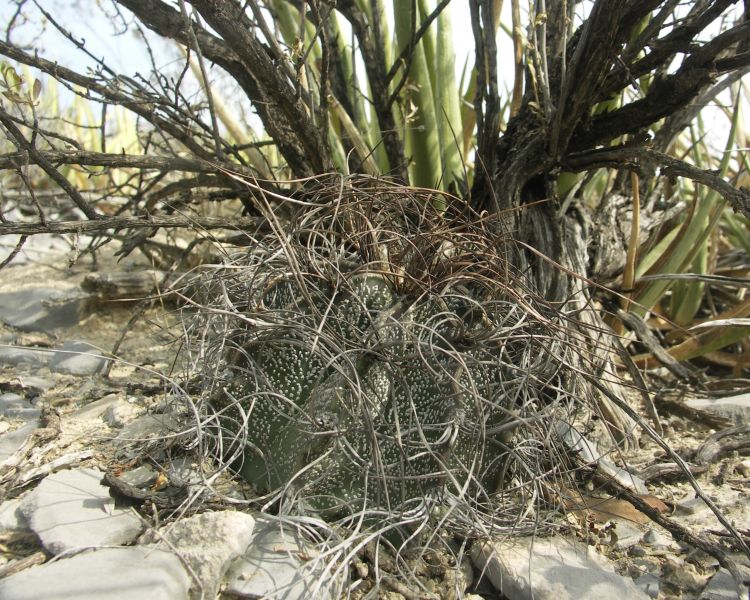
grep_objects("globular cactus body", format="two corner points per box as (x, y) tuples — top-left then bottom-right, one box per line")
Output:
(215, 268), (517, 516)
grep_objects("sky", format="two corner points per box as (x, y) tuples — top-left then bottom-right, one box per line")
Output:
(2, 1), (510, 99)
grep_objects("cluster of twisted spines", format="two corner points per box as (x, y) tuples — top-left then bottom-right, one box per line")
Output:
(214, 267), (520, 516)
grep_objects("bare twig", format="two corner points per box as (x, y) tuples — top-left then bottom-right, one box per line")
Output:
(0, 107), (100, 219)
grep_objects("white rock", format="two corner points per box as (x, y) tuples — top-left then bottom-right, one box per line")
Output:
(103, 399), (141, 428)
(20, 468), (143, 554)
(0, 422), (37, 465)
(0, 546), (190, 600)
(0, 497), (29, 532)
(152, 510), (256, 600)
(223, 518), (337, 600)
(471, 536), (649, 600)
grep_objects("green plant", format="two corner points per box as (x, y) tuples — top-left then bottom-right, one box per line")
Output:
(206, 185), (572, 518)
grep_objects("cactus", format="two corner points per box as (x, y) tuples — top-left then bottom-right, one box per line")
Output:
(198, 183), (570, 519)
(212, 263), (535, 517)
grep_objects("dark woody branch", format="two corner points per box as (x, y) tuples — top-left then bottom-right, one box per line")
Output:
(563, 146), (750, 220)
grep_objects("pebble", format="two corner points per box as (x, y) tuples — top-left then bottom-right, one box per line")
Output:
(49, 341), (108, 375)
(471, 535), (649, 600)
(19, 468), (143, 554)
(0, 546), (191, 600)
(150, 510), (256, 600)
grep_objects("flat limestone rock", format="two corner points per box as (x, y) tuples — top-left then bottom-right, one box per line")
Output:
(20, 468), (143, 554)
(0, 422), (37, 465)
(152, 510), (256, 600)
(0, 288), (83, 332)
(223, 518), (336, 600)
(49, 341), (108, 375)
(0, 546), (191, 600)
(0, 346), (50, 367)
(686, 394), (750, 426)
(471, 536), (648, 600)
(701, 567), (750, 600)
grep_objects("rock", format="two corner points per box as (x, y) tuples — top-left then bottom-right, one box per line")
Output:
(700, 568), (749, 600)
(0, 288), (83, 332)
(471, 536), (649, 600)
(0, 392), (41, 421)
(103, 398), (142, 428)
(19, 468), (143, 554)
(686, 394), (750, 426)
(0, 346), (50, 367)
(0, 546), (191, 600)
(0, 421), (37, 465)
(611, 518), (645, 551)
(223, 518), (337, 600)
(167, 457), (203, 485)
(113, 413), (180, 460)
(151, 510), (256, 600)
(119, 464), (158, 488)
(49, 341), (108, 375)
(642, 527), (679, 551)
(634, 573), (660, 598)
(555, 421), (648, 494)
(15, 375), (55, 396)
(0, 497), (29, 532)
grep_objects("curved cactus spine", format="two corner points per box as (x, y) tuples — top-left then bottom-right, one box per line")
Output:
(213, 265), (525, 516)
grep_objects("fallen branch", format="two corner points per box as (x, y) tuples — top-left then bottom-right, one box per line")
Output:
(0, 215), (265, 236)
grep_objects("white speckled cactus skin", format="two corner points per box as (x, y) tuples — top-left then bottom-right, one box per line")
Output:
(214, 268), (521, 516)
